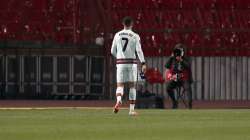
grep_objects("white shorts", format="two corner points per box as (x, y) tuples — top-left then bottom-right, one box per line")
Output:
(116, 66), (137, 83)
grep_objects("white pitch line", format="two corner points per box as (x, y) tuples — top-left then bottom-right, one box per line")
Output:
(0, 107), (128, 110)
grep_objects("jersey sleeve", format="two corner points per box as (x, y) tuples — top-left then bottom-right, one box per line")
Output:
(135, 35), (145, 63)
(111, 34), (117, 57)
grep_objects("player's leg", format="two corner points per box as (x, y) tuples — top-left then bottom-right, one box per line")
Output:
(113, 67), (125, 113)
(128, 66), (138, 116)
(128, 82), (137, 115)
(183, 81), (192, 109)
(116, 84), (124, 105)
(166, 81), (178, 109)
(113, 82), (124, 113)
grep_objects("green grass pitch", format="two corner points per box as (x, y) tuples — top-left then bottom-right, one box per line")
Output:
(0, 108), (250, 140)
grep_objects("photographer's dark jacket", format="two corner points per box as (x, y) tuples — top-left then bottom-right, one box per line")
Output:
(165, 56), (193, 83)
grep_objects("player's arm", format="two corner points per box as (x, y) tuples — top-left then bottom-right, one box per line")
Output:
(135, 35), (146, 73)
(111, 34), (117, 57)
(164, 57), (174, 81)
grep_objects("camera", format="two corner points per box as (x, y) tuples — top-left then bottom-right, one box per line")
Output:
(173, 47), (184, 57)
(173, 43), (185, 57)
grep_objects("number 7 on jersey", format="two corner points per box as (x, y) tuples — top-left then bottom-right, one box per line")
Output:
(122, 37), (128, 52)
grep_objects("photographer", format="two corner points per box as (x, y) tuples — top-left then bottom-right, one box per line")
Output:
(165, 44), (193, 109)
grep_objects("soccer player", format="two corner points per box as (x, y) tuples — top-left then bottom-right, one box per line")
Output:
(111, 16), (146, 116)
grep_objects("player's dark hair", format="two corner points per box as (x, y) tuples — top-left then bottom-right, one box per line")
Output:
(122, 16), (134, 27)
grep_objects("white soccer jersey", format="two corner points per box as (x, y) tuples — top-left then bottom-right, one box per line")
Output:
(111, 29), (145, 67)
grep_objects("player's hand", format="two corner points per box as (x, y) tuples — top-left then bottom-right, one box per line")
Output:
(141, 64), (147, 74)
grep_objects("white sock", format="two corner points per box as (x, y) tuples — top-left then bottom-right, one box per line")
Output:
(117, 96), (122, 104)
(130, 104), (135, 112)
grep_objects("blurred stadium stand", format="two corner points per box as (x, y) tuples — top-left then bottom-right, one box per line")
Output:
(0, 0), (250, 100)
(0, 0), (249, 55)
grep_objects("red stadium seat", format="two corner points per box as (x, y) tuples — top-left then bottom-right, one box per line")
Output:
(0, 0), (249, 56)
(145, 68), (165, 84)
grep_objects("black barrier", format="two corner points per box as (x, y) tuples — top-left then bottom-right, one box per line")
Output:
(40, 56), (54, 98)
(6, 56), (20, 98)
(73, 85), (86, 95)
(41, 56), (53, 83)
(136, 96), (164, 109)
(0, 55), (3, 98)
(90, 57), (104, 96)
(56, 56), (70, 95)
(23, 56), (37, 82)
(7, 56), (20, 82)
(0, 56), (2, 81)
(73, 56), (86, 82)
(23, 56), (38, 98)
(57, 56), (70, 83)
(40, 84), (53, 98)
(0, 55), (105, 99)
(72, 56), (87, 95)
